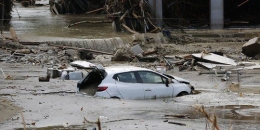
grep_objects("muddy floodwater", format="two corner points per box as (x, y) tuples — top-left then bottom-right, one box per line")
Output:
(8, 3), (127, 42)
(2, 2), (260, 130)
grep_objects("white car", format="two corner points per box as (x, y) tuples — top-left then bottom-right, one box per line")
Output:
(77, 66), (194, 100)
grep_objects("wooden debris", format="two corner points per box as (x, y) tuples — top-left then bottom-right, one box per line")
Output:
(16, 49), (31, 54)
(48, 44), (113, 55)
(112, 48), (134, 61)
(1, 68), (6, 79)
(0, 41), (24, 49)
(194, 105), (220, 130)
(83, 117), (101, 130)
(85, 7), (104, 14)
(51, 4), (59, 15)
(19, 42), (41, 45)
(142, 48), (157, 56)
(106, 0), (159, 33)
(165, 114), (189, 119)
(21, 112), (27, 130)
(1, 31), (5, 40)
(168, 121), (186, 126)
(67, 20), (112, 28)
(10, 27), (19, 42)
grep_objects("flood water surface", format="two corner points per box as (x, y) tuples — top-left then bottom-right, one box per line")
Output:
(9, 3), (127, 42)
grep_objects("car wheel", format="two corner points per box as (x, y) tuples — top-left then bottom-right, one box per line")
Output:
(177, 91), (189, 97)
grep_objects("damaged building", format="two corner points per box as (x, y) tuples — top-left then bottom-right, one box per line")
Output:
(1, 0), (260, 30)
(48, 0), (260, 30)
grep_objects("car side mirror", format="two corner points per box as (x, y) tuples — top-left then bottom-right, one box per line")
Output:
(166, 78), (172, 87)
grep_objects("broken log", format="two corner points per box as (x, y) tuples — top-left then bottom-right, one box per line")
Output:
(10, 27), (19, 42)
(67, 20), (112, 28)
(168, 122), (186, 126)
(19, 42), (41, 45)
(1, 31), (5, 40)
(111, 48), (134, 61)
(199, 71), (226, 75)
(16, 49), (31, 54)
(0, 68), (6, 79)
(85, 7), (104, 14)
(142, 48), (157, 56)
(48, 44), (113, 55)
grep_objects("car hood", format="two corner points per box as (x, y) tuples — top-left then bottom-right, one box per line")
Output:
(172, 76), (190, 84)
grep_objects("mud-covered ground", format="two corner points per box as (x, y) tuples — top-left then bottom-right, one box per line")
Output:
(1, 2), (260, 130)
(1, 41), (260, 130)
(1, 58), (260, 130)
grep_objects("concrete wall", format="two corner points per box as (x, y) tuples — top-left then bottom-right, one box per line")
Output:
(148, 0), (162, 28)
(210, 0), (224, 29)
(149, 0), (224, 29)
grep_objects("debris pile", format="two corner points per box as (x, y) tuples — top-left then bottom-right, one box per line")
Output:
(1, 27), (260, 85)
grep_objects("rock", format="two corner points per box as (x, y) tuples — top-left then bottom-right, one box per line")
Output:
(39, 75), (50, 82)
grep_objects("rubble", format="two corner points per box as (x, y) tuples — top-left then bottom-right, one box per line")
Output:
(192, 52), (237, 66)
(111, 47), (134, 61)
(242, 37), (260, 58)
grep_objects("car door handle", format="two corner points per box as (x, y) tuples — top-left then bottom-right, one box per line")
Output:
(145, 89), (152, 91)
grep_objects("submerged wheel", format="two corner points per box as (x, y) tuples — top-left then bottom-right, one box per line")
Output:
(177, 91), (189, 97)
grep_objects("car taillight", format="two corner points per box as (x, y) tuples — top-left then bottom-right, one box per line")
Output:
(97, 86), (108, 92)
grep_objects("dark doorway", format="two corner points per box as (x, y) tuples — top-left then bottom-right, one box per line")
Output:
(163, 0), (210, 29)
(224, 0), (260, 27)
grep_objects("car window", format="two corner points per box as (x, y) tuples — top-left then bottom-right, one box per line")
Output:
(138, 71), (166, 84)
(116, 72), (137, 83)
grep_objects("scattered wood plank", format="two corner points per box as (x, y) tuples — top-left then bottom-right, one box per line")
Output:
(9, 27), (19, 42)
(1, 31), (5, 40)
(168, 121), (186, 126)
(48, 44), (113, 55)
(67, 20), (112, 28)
(19, 42), (41, 45)
(85, 7), (104, 14)
(1, 68), (6, 79)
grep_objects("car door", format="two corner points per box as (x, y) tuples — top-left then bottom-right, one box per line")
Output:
(114, 72), (145, 100)
(137, 71), (173, 99)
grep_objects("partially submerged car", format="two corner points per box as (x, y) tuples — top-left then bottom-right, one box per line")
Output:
(77, 66), (194, 100)
(163, 74), (194, 91)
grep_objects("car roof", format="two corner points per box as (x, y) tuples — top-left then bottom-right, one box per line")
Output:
(104, 66), (152, 74)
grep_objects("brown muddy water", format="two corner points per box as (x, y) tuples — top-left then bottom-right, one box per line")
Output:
(8, 3), (128, 41)
(14, 105), (260, 130)
(163, 105), (260, 121)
